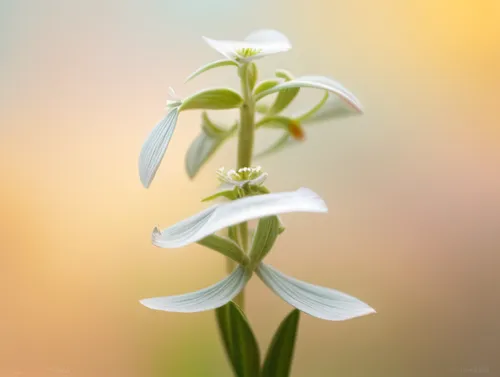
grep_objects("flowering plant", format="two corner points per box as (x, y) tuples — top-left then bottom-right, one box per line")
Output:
(138, 29), (375, 377)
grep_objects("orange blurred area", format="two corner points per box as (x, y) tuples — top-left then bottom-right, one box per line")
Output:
(1, 0), (499, 376)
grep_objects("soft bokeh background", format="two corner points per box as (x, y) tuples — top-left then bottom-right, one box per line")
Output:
(1, 0), (499, 376)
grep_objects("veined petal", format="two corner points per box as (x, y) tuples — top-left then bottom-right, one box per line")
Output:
(257, 263), (376, 321)
(138, 108), (179, 188)
(202, 29), (291, 62)
(140, 266), (249, 312)
(254, 76), (363, 113)
(153, 188), (327, 248)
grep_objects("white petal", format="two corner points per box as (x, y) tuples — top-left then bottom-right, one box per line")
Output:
(153, 188), (327, 248)
(202, 29), (291, 62)
(140, 266), (249, 312)
(138, 108), (179, 188)
(257, 263), (376, 321)
(254, 76), (363, 113)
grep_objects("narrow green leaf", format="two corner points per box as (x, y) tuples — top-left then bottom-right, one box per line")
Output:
(201, 189), (239, 202)
(197, 234), (249, 265)
(256, 116), (291, 130)
(247, 62), (258, 90)
(185, 59), (238, 82)
(185, 113), (236, 178)
(248, 216), (280, 266)
(228, 225), (240, 245)
(255, 103), (270, 114)
(216, 302), (260, 377)
(180, 88), (243, 111)
(268, 70), (298, 115)
(253, 79), (280, 96)
(275, 69), (294, 81)
(267, 88), (299, 115)
(262, 310), (301, 377)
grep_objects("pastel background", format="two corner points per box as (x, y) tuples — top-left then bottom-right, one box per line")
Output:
(1, 0), (499, 376)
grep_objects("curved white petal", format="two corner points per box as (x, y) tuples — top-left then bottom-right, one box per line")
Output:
(153, 188), (327, 248)
(257, 263), (376, 321)
(202, 29), (291, 62)
(139, 108), (180, 188)
(255, 76), (363, 113)
(140, 266), (249, 312)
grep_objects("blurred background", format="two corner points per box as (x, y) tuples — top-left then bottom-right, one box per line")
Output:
(1, 0), (499, 376)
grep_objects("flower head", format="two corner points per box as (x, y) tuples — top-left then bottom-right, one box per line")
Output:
(203, 29), (291, 63)
(140, 188), (375, 321)
(216, 166), (268, 188)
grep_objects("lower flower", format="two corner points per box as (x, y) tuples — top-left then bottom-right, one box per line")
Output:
(140, 183), (375, 321)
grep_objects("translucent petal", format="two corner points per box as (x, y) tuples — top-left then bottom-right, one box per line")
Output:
(202, 29), (291, 62)
(254, 76), (363, 113)
(140, 266), (249, 312)
(138, 108), (179, 188)
(153, 188), (327, 248)
(257, 263), (376, 321)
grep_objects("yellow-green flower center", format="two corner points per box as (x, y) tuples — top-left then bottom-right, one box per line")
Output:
(236, 48), (262, 58)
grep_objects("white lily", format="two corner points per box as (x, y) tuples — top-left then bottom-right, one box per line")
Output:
(202, 29), (292, 63)
(141, 188), (375, 321)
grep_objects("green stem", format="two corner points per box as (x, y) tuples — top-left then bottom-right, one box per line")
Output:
(227, 62), (255, 311)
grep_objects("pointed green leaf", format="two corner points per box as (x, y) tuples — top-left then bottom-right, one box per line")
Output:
(256, 103), (270, 114)
(185, 59), (238, 82)
(256, 116), (291, 130)
(216, 302), (260, 377)
(201, 188), (239, 202)
(267, 69), (298, 115)
(228, 225), (240, 244)
(295, 91), (356, 123)
(262, 310), (300, 377)
(197, 234), (249, 265)
(247, 62), (258, 90)
(253, 79), (280, 97)
(248, 216), (280, 266)
(185, 113), (236, 178)
(275, 69), (294, 81)
(180, 88), (243, 111)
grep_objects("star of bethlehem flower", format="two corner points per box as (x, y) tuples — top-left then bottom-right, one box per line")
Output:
(216, 166), (268, 188)
(203, 29), (292, 63)
(140, 184), (375, 321)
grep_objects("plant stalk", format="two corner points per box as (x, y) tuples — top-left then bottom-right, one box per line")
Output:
(226, 62), (255, 310)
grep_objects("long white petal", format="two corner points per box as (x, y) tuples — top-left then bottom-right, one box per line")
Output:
(153, 188), (327, 248)
(257, 263), (376, 321)
(140, 266), (249, 312)
(138, 108), (180, 188)
(254, 76), (363, 113)
(202, 29), (291, 62)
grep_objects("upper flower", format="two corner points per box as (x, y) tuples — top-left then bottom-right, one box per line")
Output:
(202, 29), (292, 63)
(140, 186), (375, 321)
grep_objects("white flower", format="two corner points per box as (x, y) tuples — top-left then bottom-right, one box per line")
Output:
(216, 166), (268, 188)
(140, 188), (376, 321)
(202, 29), (292, 63)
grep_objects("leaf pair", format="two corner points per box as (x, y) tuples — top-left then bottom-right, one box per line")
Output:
(216, 302), (300, 377)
